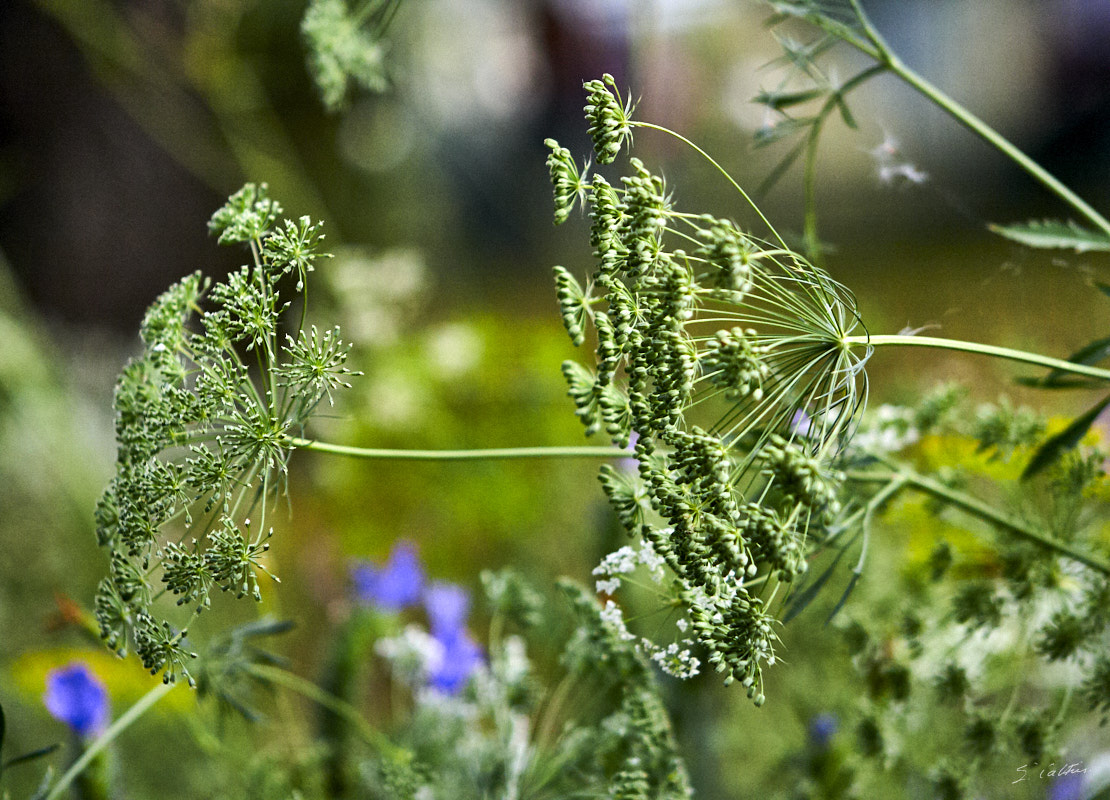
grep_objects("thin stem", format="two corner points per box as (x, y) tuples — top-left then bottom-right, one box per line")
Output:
(631, 121), (790, 250)
(853, 477), (907, 577)
(284, 437), (627, 461)
(245, 663), (403, 758)
(845, 0), (1110, 236)
(803, 64), (888, 261)
(45, 682), (176, 800)
(847, 334), (1110, 382)
(846, 469), (1110, 575)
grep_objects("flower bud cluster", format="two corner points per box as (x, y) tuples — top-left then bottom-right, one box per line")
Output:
(94, 184), (357, 685)
(695, 216), (755, 297)
(758, 434), (844, 521)
(583, 74), (635, 164)
(545, 139), (589, 225)
(701, 327), (770, 401)
(547, 81), (869, 702)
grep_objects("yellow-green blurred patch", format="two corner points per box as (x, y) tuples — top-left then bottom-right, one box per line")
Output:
(9, 648), (191, 713)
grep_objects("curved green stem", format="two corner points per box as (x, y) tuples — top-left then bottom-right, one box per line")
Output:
(803, 63), (888, 261)
(846, 468), (1110, 575)
(845, 0), (1110, 236)
(847, 334), (1110, 382)
(45, 682), (176, 800)
(631, 121), (790, 250)
(285, 437), (627, 461)
(853, 476), (907, 577)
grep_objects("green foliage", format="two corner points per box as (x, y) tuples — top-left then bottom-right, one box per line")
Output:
(15, 2), (1110, 799)
(800, 389), (1110, 796)
(550, 34), (1110, 791)
(94, 184), (357, 685)
(344, 576), (693, 800)
(301, 0), (401, 112)
(990, 219), (1110, 253)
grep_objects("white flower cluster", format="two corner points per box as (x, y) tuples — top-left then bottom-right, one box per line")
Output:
(593, 541), (667, 595)
(646, 640), (701, 679)
(599, 600), (637, 643)
(853, 404), (920, 455)
(593, 541), (700, 678)
(375, 624), (445, 686)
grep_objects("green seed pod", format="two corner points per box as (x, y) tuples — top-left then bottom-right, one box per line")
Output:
(583, 74), (635, 164)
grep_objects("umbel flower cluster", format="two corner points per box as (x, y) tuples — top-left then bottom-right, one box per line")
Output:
(94, 184), (357, 685)
(301, 0), (400, 111)
(547, 76), (870, 703)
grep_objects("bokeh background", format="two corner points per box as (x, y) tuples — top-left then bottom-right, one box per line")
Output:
(2, 0), (1110, 797)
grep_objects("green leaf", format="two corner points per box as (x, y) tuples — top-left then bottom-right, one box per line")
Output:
(827, 571), (861, 624)
(1018, 336), (1110, 389)
(833, 91), (857, 129)
(753, 116), (815, 148)
(754, 87), (825, 111)
(989, 219), (1110, 253)
(2, 744), (60, 773)
(1014, 375), (1105, 390)
(1021, 391), (1110, 480)
(758, 137), (809, 196)
(29, 766), (54, 800)
(782, 545), (848, 623)
(766, 32), (839, 76)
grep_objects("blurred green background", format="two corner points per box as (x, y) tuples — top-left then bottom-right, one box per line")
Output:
(2, 0), (1110, 797)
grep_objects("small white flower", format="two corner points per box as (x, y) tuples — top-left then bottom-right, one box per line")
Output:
(595, 577), (621, 595)
(637, 541), (666, 579)
(600, 600), (637, 642)
(595, 546), (639, 576)
(870, 133), (928, 186)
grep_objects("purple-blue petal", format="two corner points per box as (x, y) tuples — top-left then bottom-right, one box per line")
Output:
(791, 409), (813, 438)
(807, 713), (838, 749)
(43, 663), (109, 738)
(428, 630), (484, 695)
(1048, 772), (1085, 800)
(618, 431), (640, 473)
(424, 582), (470, 639)
(351, 540), (425, 611)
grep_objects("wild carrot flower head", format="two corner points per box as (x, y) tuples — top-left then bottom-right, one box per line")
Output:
(94, 184), (358, 686)
(547, 80), (869, 703)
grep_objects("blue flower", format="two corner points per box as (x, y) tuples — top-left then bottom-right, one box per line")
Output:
(43, 663), (109, 738)
(1048, 771), (1085, 800)
(351, 540), (425, 611)
(428, 630), (484, 695)
(423, 582), (484, 694)
(807, 713), (838, 749)
(424, 582), (470, 638)
(791, 409), (813, 438)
